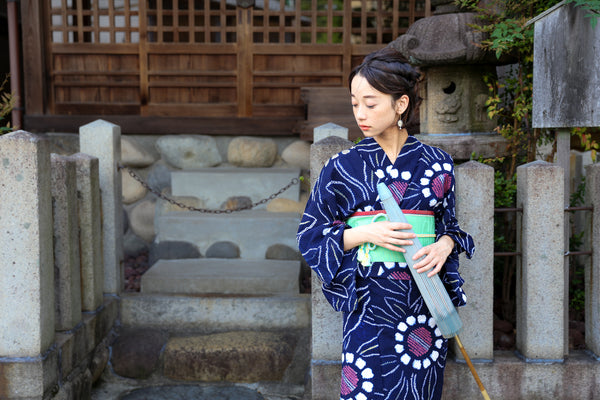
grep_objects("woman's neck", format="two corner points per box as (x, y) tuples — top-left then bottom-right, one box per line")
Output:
(375, 128), (408, 164)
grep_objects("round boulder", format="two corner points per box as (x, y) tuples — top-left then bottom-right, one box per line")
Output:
(129, 199), (157, 242)
(121, 136), (157, 167)
(281, 140), (311, 170)
(156, 135), (222, 169)
(227, 136), (277, 167)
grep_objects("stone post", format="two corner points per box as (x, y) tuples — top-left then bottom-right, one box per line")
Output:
(313, 122), (349, 143)
(51, 154), (82, 331)
(309, 135), (353, 400)
(454, 161), (494, 361)
(584, 163), (600, 357)
(72, 153), (104, 312)
(79, 120), (123, 294)
(516, 161), (564, 361)
(0, 131), (54, 356)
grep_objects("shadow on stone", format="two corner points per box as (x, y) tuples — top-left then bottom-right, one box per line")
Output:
(120, 385), (265, 400)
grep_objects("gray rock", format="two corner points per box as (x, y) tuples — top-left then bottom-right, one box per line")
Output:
(147, 161), (173, 192)
(265, 244), (301, 261)
(148, 240), (201, 266)
(281, 140), (311, 170)
(227, 136), (277, 167)
(156, 135), (222, 169)
(123, 231), (150, 257)
(129, 199), (157, 242)
(111, 328), (168, 379)
(121, 136), (157, 167)
(205, 241), (240, 258)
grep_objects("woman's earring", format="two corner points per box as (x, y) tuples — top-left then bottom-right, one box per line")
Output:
(397, 118), (404, 130)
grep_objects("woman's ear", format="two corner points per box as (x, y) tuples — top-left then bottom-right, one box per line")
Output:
(395, 95), (410, 115)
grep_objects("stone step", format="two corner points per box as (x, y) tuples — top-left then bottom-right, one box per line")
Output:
(120, 293), (311, 333)
(163, 331), (297, 382)
(171, 168), (301, 209)
(155, 210), (300, 260)
(141, 258), (300, 295)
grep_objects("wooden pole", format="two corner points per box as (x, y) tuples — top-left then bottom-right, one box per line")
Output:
(7, 0), (23, 129)
(455, 335), (491, 400)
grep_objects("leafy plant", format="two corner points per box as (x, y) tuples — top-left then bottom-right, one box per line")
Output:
(455, 0), (596, 330)
(0, 75), (15, 135)
(564, 0), (600, 27)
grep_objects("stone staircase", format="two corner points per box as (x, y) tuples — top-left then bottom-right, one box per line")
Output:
(116, 167), (311, 398)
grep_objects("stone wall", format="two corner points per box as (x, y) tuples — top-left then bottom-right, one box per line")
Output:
(0, 123), (121, 400)
(118, 135), (311, 261)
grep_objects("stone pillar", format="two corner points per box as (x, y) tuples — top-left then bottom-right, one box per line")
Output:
(72, 153), (104, 312)
(0, 131), (54, 356)
(51, 154), (83, 331)
(79, 120), (123, 294)
(309, 135), (353, 400)
(516, 161), (564, 361)
(313, 122), (349, 143)
(584, 163), (600, 357)
(454, 161), (494, 361)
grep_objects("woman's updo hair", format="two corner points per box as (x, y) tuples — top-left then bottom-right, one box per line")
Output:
(349, 46), (422, 135)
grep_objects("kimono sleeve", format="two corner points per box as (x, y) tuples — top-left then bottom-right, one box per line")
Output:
(434, 159), (475, 258)
(433, 158), (474, 307)
(296, 156), (359, 312)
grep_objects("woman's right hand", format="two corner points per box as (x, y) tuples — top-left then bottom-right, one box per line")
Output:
(343, 221), (416, 252)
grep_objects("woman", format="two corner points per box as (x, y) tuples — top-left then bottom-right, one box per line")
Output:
(297, 46), (474, 400)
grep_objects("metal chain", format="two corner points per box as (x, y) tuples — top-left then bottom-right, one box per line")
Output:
(118, 163), (300, 214)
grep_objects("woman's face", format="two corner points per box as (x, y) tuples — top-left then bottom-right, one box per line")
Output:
(350, 74), (407, 139)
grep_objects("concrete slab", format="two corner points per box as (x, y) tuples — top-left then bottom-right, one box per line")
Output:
(141, 258), (300, 295)
(170, 168), (301, 209)
(155, 211), (300, 260)
(120, 293), (311, 333)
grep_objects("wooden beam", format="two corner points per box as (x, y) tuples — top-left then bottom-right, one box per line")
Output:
(20, 0), (46, 115)
(23, 115), (302, 136)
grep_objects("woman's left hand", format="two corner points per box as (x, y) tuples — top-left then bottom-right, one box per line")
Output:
(412, 235), (454, 277)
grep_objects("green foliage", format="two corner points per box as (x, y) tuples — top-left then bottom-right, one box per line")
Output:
(455, 0), (598, 326)
(564, 0), (600, 28)
(0, 75), (15, 135)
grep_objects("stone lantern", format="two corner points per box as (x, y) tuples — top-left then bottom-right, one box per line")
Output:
(390, 0), (510, 159)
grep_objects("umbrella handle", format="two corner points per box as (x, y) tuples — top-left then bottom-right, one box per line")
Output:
(454, 335), (491, 400)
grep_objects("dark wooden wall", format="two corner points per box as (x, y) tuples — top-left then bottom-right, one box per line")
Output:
(22, 0), (430, 135)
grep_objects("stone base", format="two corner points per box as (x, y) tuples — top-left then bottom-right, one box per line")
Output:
(0, 296), (119, 400)
(311, 351), (600, 400)
(418, 133), (509, 161)
(141, 258), (300, 295)
(120, 293), (311, 333)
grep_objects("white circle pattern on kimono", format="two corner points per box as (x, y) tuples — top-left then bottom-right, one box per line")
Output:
(394, 314), (444, 370)
(340, 352), (375, 400)
(421, 162), (453, 208)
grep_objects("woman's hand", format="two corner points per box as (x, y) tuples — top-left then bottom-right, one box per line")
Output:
(412, 235), (454, 277)
(343, 221), (416, 252)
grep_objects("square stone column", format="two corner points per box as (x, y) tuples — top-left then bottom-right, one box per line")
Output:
(309, 136), (354, 400)
(0, 131), (54, 357)
(72, 153), (104, 312)
(516, 161), (565, 361)
(584, 163), (600, 357)
(79, 120), (123, 294)
(51, 154), (82, 331)
(454, 161), (495, 361)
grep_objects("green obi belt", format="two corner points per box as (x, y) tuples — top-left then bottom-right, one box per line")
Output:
(346, 210), (436, 266)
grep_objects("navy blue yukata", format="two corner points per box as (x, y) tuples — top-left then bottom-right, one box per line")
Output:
(297, 136), (474, 400)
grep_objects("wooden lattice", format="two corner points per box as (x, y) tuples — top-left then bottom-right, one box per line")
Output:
(37, 0), (430, 124)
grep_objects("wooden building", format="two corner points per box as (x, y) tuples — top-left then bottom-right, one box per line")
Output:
(20, 0), (430, 135)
